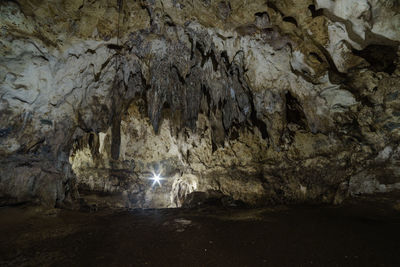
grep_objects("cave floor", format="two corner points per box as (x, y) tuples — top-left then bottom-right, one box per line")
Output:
(1, 197), (400, 267)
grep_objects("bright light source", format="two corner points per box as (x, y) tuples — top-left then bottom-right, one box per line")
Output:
(149, 172), (164, 188)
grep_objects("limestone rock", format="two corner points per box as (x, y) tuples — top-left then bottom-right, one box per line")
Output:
(0, 0), (400, 208)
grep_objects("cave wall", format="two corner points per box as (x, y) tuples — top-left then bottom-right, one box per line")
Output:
(1, 0), (400, 208)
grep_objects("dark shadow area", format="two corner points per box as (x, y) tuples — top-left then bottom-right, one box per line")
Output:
(286, 91), (309, 131)
(1, 194), (400, 266)
(308, 4), (324, 18)
(283, 16), (298, 27)
(353, 44), (398, 74)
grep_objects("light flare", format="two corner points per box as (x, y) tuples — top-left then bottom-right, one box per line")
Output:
(149, 172), (164, 188)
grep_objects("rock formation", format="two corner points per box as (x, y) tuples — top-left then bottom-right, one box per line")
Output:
(0, 0), (399, 209)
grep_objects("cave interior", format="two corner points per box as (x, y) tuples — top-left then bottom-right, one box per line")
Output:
(1, 0), (400, 266)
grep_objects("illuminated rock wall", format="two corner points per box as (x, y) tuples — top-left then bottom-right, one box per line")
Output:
(1, 0), (400, 208)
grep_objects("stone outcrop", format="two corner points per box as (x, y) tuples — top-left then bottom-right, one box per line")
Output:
(0, 0), (399, 208)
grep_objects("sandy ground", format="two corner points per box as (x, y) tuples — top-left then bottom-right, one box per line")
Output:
(1, 195), (400, 266)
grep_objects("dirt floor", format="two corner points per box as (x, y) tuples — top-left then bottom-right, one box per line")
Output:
(1, 195), (400, 267)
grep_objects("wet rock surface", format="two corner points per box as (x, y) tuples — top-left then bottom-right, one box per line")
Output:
(1, 194), (400, 266)
(1, 0), (400, 208)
